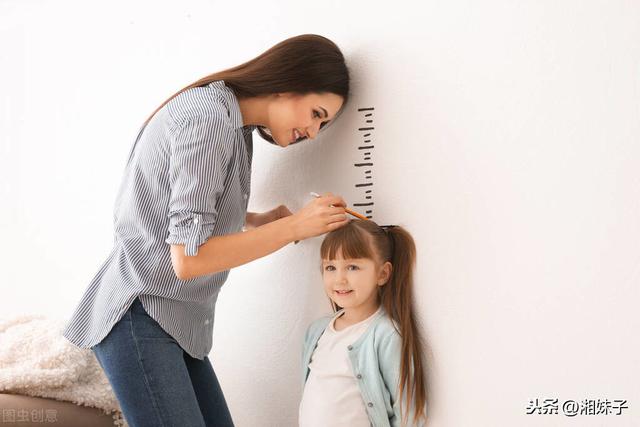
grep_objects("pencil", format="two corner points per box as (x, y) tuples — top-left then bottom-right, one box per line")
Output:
(309, 192), (369, 221)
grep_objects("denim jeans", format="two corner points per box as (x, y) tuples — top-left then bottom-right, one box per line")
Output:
(91, 297), (234, 427)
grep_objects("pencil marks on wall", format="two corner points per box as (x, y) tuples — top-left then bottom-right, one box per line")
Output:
(354, 107), (375, 220)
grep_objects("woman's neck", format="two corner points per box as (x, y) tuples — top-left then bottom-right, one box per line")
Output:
(237, 95), (272, 127)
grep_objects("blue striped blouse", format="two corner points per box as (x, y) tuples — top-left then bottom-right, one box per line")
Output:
(62, 81), (254, 359)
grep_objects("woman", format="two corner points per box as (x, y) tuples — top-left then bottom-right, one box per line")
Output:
(62, 34), (350, 427)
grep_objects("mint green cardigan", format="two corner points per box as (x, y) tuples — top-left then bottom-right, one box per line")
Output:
(301, 308), (426, 427)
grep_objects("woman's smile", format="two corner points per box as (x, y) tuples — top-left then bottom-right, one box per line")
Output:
(291, 128), (304, 143)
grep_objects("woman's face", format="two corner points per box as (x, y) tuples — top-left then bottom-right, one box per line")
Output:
(266, 92), (344, 147)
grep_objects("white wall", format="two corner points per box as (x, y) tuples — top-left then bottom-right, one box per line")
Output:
(2, 1), (639, 426)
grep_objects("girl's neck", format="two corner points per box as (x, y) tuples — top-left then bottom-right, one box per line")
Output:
(335, 304), (380, 330)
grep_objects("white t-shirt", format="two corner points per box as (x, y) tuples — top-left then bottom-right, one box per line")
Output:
(299, 307), (382, 427)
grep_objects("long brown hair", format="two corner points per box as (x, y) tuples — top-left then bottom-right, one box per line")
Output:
(143, 34), (350, 143)
(320, 220), (427, 425)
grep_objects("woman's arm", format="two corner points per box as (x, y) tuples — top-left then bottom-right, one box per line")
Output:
(245, 205), (293, 229)
(170, 195), (347, 280)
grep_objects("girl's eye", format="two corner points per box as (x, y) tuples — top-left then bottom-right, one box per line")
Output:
(324, 265), (335, 271)
(347, 265), (359, 271)
(313, 110), (321, 119)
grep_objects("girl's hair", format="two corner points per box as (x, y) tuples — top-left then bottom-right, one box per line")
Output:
(143, 34), (350, 143)
(320, 220), (427, 425)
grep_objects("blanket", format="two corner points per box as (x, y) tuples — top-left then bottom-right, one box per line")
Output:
(0, 314), (127, 426)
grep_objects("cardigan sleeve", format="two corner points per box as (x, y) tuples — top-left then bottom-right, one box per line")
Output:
(377, 330), (426, 427)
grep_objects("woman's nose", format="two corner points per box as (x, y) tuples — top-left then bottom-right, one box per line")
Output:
(306, 122), (321, 139)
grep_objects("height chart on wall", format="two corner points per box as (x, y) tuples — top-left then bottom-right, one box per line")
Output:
(353, 107), (375, 219)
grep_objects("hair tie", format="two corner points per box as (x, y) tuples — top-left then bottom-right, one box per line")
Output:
(381, 224), (397, 233)
(380, 225), (396, 257)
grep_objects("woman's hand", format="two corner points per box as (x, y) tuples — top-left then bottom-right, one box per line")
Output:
(285, 192), (349, 242)
(245, 205), (293, 229)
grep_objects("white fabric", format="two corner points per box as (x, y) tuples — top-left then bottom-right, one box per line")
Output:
(0, 315), (126, 426)
(299, 307), (381, 427)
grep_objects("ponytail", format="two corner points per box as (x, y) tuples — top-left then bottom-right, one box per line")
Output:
(380, 226), (427, 425)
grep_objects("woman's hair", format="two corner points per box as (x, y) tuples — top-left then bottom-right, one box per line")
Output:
(320, 220), (427, 425)
(143, 34), (350, 143)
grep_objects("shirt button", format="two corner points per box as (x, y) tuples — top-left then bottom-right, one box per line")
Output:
(367, 402), (373, 407)
(356, 374), (362, 379)
(347, 345), (353, 351)
(204, 319), (210, 325)
(193, 217), (199, 225)
(243, 194), (248, 200)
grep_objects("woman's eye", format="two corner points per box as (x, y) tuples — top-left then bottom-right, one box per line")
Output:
(313, 110), (321, 118)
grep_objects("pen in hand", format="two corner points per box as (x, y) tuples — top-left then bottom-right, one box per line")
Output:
(293, 192), (368, 245)
(309, 192), (369, 221)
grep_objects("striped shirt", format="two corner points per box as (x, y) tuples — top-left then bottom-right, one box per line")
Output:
(62, 81), (254, 359)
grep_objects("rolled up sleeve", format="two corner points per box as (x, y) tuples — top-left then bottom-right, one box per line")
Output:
(165, 115), (233, 256)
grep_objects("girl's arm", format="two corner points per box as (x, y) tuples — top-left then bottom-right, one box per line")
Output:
(170, 196), (347, 280)
(378, 332), (426, 427)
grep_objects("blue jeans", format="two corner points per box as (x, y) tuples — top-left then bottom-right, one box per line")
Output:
(91, 297), (234, 427)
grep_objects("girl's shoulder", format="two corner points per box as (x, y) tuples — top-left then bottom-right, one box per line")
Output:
(361, 311), (401, 347)
(305, 314), (334, 338)
(371, 312), (400, 336)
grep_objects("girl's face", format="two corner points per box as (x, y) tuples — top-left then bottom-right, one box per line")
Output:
(322, 250), (392, 315)
(266, 92), (344, 147)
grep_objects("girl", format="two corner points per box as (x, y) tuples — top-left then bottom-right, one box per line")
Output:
(300, 220), (427, 427)
(62, 34), (351, 427)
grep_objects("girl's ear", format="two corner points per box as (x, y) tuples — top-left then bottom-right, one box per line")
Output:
(378, 261), (392, 286)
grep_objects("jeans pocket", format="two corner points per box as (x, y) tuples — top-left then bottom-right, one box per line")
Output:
(130, 300), (177, 343)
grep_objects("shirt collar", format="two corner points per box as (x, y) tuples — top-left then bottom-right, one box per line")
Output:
(208, 80), (248, 131)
